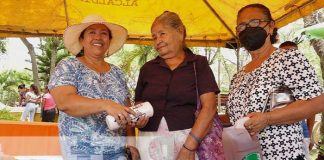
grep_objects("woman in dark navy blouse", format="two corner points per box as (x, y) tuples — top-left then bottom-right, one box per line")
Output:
(135, 11), (222, 160)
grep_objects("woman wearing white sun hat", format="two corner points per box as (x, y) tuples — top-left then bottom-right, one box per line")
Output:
(49, 15), (140, 159)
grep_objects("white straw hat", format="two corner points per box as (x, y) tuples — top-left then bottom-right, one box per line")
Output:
(63, 15), (128, 56)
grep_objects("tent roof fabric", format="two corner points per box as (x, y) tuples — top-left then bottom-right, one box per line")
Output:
(0, 0), (323, 47)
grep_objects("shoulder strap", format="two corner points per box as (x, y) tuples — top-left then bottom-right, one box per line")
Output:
(193, 62), (202, 111)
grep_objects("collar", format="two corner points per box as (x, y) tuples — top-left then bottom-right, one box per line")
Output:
(151, 48), (198, 68)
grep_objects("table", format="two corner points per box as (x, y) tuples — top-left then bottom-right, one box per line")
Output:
(0, 120), (61, 156)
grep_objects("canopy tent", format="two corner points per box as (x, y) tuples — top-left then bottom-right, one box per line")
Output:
(0, 0), (323, 47)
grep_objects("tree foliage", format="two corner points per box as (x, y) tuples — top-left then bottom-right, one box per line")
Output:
(0, 38), (7, 54)
(20, 38), (40, 91)
(37, 37), (70, 84)
(0, 70), (32, 106)
(108, 45), (158, 100)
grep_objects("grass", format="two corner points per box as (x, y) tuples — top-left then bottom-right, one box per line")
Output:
(0, 109), (20, 120)
(0, 108), (58, 122)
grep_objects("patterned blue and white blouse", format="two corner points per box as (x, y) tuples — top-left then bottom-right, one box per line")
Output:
(227, 49), (323, 159)
(48, 57), (130, 160)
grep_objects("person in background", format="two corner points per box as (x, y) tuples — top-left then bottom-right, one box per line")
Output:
(227, 3), (322, 159)
(49, 15), (140, 159)
(20, 84), (40, 122)
(279, 41), (315, 159)
(41, 85), (56, 122)
(17, 84), (28, 107)
(135, 11), (223, 160)
(279, 41), (298, 50)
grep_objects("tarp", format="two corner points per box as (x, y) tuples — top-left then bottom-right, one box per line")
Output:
(0, 0), (323, 47)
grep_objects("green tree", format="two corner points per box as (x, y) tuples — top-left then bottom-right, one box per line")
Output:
(37, 37), (70, 84)
(0, 70), (32, 106)
(20, 38), (40, 91)
(303, 9), (324, 159)
(0, 38), (7, 54)
(108, 45), (158, 100)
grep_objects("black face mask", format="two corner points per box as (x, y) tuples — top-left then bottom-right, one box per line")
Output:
(239, 27), (268, 51)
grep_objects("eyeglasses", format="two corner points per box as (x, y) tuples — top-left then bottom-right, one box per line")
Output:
(236, 19), (270, 32)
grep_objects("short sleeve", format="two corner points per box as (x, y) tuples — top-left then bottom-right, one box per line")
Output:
(43, 93), (50, 99)
(196, 56), (220, 95)
(280, 49), (323, 100)
(25, 92), (32, 98)
(48, 58), (77, 90)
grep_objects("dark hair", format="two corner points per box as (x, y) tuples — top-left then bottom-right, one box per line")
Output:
(238, 3), (278, 44)
(18, 84), (25, 89)
(270, 27), (278, 44)
(30, 84), (39, 96)
(238, 3), (274, 21)
(279, 41), (298, 49)
(76, 49), (84, 57)
(152, 11), (187, 47)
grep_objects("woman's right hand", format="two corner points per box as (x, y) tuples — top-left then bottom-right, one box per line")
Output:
(245, 112), (269, 136)
(105, 101), (136, 127)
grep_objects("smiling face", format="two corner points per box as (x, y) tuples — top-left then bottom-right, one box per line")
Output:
(151, 22), (184, 59)
(80, 24), (111, 58)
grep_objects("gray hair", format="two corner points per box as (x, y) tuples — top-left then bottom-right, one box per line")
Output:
(152, 11), (187, 43)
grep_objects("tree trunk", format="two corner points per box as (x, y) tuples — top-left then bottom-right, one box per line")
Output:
(20, 38), (40, 91)
(303, 9), (324, 159)
(49, 37), (59, 81)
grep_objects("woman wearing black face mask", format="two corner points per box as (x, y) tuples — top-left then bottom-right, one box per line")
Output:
(226, 3), (323, 160)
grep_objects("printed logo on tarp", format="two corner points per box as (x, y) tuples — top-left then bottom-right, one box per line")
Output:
(80, 0), (138, 7)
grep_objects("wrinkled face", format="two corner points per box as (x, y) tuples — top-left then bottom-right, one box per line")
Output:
(80, 24), (111, 57)
(236, 7), (272, 36)
(151, 22), (184, 59)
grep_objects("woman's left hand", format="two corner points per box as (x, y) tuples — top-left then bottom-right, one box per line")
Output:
(127, 145), (140, 160)
(176, 147), (195, 160)
(135, 116), (149, 128)
(244, 112), (269, 136)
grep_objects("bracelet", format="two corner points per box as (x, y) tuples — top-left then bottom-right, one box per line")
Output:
(125, 144), (135, 149)
(182, 144), (196, 152)
(189, 132), (202, 144)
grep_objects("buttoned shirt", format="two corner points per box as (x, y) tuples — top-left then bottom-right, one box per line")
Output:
(135, 50), (219, 131)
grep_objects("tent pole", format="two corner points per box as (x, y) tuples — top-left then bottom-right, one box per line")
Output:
(217, 53), (221, 109)
(203, 0), (237, 41)
(63, 0), (70, 27)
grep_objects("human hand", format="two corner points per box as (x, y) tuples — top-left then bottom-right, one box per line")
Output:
(176, 146), (196, 160)
(309, 142), (314, 151)
(244, 112), (270, 136)
(126, 145), (140, 160)
(106, 101), (136, 128)
(135, 116), (149, 128)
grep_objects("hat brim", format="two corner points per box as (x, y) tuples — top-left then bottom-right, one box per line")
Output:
(64, 22), (128, 56)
